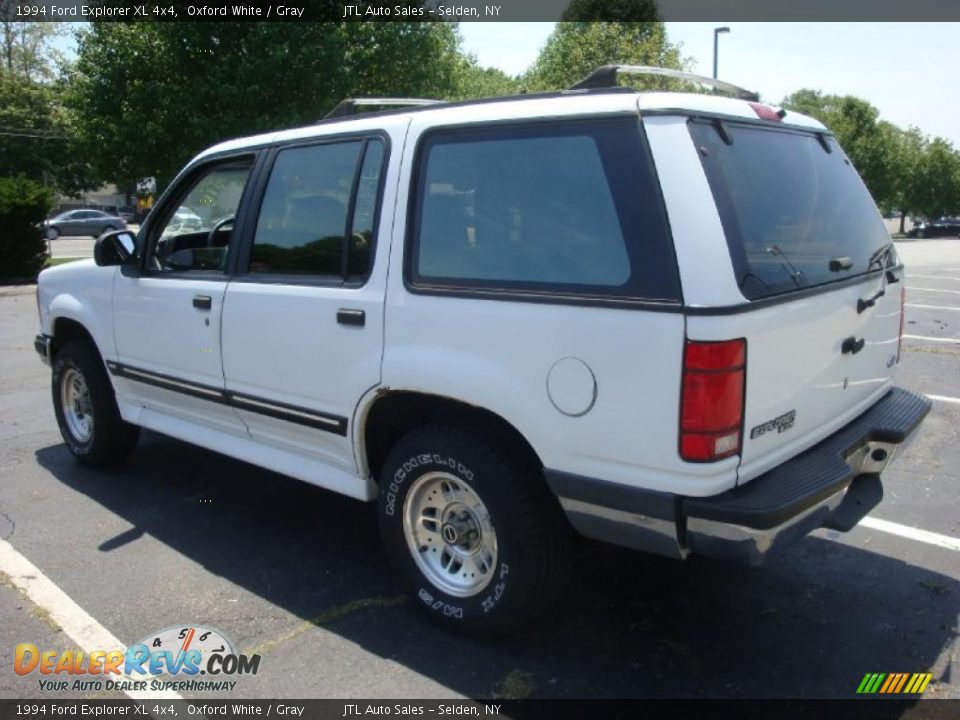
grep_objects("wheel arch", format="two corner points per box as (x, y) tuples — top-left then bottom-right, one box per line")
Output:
(50, 316), (98, 360)
(358, 390), (544, 484)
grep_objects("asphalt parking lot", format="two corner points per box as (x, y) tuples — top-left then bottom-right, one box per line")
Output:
(1, 239), (957, 700)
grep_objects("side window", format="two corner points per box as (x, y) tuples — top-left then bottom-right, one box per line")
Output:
(410, 119), (681, 301)
(149, 159), (253, 273)
(347, 141), (385, 280)
(250, 138), (385, 280)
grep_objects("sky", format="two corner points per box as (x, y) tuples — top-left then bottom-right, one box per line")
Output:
(459, 22), (960, 148)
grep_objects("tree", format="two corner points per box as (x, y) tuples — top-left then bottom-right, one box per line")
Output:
(884, 124), (925, 233)
(68, 22), (466, 192)
(0, 12), (93, 195)
(522, 22), (687, 93)
(561, 0), (660, 21)
(782, 89), (898, 211)
(0, 175), (53, 279)
(451, 58), (519, 100)
(909, 137), (960, 221)
(0, 11), (66, 82)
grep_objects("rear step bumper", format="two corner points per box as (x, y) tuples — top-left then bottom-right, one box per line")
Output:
(547, 386), (931, 565)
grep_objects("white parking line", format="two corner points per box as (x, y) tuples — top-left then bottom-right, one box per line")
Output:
(927, 394), (960, 405)
(907, 286), (960, 295)
(0, 538), (182, 700)
(907, 275), (960, 281)
(906, 303), (960, 312)
(860, 517), (960, 553)
(903, 334), (960, 344)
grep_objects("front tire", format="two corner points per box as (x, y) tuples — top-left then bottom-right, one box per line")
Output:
(378, 425), (570, 635)
(52, 340), (139, 467)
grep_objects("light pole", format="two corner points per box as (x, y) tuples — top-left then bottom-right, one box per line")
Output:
(713, 27), (730, 79)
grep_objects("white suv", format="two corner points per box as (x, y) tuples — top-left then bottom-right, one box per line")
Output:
(35, 66), (930, 634)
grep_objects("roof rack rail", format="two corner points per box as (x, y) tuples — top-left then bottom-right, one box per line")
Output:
(569, 65), (759, 102)
(324, 97), (444, 120)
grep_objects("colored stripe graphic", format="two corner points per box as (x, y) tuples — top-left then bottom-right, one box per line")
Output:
(858, 672), (932, 694)
(904, 673), (933, 694)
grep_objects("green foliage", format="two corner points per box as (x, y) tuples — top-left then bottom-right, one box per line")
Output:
(904, 137), (960, 219)
(451, 60), (519, 100)
(561, 0), (659, 21)
(522, 22), (686, 93)
(0, 70), (94, 194)
(68, 22), (465, 192)
(0, 19), (67, 82)
(782, 89), (897, 208)
(783, 89), (960, 221)
(0, 175), (53, 279)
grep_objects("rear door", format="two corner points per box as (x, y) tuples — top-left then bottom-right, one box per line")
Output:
(686, 119), (902, 482)
(220, 134), (391, 476)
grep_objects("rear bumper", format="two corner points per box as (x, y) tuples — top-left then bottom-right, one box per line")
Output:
(546, 386), (931, 565)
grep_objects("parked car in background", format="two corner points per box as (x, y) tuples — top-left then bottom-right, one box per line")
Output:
(116, 206), (137, 223)
(907, 216), (960, 238)
(45, 209), (126, 239)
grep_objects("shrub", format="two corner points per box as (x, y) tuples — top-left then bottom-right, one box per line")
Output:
(0, 175), (53, 280)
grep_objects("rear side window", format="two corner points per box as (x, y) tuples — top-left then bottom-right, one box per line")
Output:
(409, 118), (680, 302)
(250, 137), (385, 280)
(690, 120), (892, 300)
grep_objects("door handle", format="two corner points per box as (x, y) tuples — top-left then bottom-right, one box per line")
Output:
(193, 295), (212, 310)
(337, 308), (365, 327)
(841, 336), (866, 355)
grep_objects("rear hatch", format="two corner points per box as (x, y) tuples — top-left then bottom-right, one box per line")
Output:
(687, 118), (902, 482)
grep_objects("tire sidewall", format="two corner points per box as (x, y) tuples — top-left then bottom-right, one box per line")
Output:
(378, 431), (527, 630)
(51, 349), (96, 458)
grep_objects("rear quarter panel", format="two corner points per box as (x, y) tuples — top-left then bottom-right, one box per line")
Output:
(381, 105), (740, 498)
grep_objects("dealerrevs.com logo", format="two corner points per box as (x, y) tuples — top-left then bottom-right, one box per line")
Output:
(14, 625), (261, 693)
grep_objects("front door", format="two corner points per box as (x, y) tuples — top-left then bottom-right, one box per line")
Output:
(112, 155), (258, 436)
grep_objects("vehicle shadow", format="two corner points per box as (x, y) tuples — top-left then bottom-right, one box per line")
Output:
(35, 433), (959, 699)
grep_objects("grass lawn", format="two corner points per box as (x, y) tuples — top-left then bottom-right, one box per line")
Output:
(46, 257), (84, 267)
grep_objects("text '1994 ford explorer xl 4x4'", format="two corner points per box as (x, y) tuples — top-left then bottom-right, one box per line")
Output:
(35, 66), (930, 634)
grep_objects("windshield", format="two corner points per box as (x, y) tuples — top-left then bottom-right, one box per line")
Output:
(689, 120), (893, 300)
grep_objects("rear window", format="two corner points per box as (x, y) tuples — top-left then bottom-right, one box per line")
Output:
(690, 120), (892, 300)
(409, 118), (681, 302)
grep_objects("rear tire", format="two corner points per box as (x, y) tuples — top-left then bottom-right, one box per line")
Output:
(377, 425), (570, 635)
(52, 340), (139, 467)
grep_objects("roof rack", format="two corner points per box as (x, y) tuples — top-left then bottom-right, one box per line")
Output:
(324, 97), (444, 120)
(569, 65), (759, 102)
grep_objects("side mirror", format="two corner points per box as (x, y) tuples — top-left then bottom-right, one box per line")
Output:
(94, 230), (137, 267)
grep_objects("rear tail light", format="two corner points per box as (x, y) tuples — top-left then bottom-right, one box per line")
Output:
(680, 339), (746, 462)
(897, 285), (906, 363)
